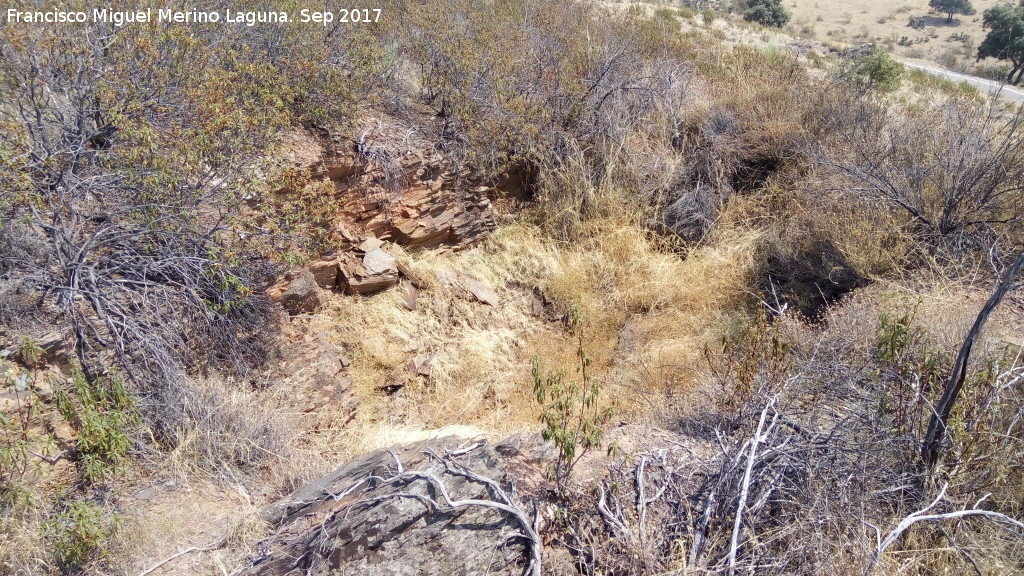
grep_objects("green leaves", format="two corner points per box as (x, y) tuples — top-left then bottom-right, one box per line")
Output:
(744, 0), (791, 28)
(44, 497), (113, 571)
(532, 307), (616, 492)
(929, 0), (976, 21)
(853, 50), (904, 93)
(54, 365), (138, 484)
(875, 305), (947, 436)
(978, 1), (1024, 84)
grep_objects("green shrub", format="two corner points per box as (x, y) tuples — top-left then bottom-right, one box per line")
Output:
(875, 305), (946, 437)
(853, 49), (904, 92)
(532, 308), (616, 491)
(45, 497), (112, 571)
(54, 366), (137, 483)
(744, 0), (791, 27)
(708, 310), (793, 418)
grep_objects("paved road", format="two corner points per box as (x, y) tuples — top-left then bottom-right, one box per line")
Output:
(901, 61), (1024, 103)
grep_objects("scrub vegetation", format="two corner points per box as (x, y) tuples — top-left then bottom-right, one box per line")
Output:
(2, 0), (1024, 574)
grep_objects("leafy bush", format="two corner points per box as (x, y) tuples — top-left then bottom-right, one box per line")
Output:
(54, 366), (137, 483)
(744, 0), (791, 27)
(977, 1), (1024, 85)
(532, 308), (616, 491)
(853, 50), (905, 92)
(44, 497), (112, 571)
(875, 305), (947, 437)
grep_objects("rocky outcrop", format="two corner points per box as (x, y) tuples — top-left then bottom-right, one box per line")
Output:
(325, 129), (498, 251)
(239, 438), (537, 576)
(269, 116), (529, 304)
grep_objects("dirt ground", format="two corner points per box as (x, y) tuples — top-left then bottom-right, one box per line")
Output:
(785, 0), (1010, 75)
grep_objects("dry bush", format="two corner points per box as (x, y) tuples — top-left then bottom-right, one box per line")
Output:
(813, 93), (1024, 260)
(560, 286), (1024, 576)
(397, 0), (693, 239)
(695, 289), (1024, 574)
(157, 378), (291, 476)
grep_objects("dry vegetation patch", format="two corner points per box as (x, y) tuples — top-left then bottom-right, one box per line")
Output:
(5, 1), (1024, 574)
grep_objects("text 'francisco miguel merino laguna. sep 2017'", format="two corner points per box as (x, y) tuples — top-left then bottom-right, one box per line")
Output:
(5, 7), (382, 27)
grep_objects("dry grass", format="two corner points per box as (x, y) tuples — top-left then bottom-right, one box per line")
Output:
(105, 480), (269, 576)
(0, 507), (50, 576)
(310, 204), (760, 457)
(161, 378), (292, 479)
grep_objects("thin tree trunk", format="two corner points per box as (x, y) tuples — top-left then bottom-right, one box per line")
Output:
(1007, 64), (1022, 85)
(921, 250), (1024, 472)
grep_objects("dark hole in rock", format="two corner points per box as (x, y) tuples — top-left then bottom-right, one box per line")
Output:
(376, 383), (405, 396)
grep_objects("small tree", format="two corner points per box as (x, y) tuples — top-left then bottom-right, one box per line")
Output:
(854, 50), (905, 92)
(977, 1), (1024, 85)
(929, 0), (976, 22)
(744, 0), (791, 28)
(532, 308), (616, 492)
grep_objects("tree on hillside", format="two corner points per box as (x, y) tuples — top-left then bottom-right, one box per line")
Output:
(743, 0), (790, 28)
(977, 1), (1024, 85)
(854, 50), (905, 92)
(929, 0), (976, 22)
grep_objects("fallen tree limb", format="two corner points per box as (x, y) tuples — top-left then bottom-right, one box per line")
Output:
(335, 448), (543, 576)
(138, 542), (222, 576)
(865, 483), (1024, 576)
(922, 249), (1024, 471)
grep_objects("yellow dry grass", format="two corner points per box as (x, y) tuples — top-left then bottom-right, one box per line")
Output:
(312, 207), (760, 456)
(105, 480), (267, 576)
(0, 508), (49, 576)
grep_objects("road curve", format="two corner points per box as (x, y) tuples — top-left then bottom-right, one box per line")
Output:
(900, 60), (1024, 103)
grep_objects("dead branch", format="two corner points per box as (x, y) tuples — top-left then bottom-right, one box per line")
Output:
(728, 397), (777, 575)
(865, 483), (1024, 575)
(138, 542), (222, 576)
(331, 448), (543, 576)
(635, 452), (670, 540)
(922, 248), (1024, 471)
(598, 483), (630, 540)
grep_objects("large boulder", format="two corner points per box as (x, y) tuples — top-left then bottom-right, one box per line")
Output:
(239, 438), (533, 576)
(268, 269), (321, 315)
